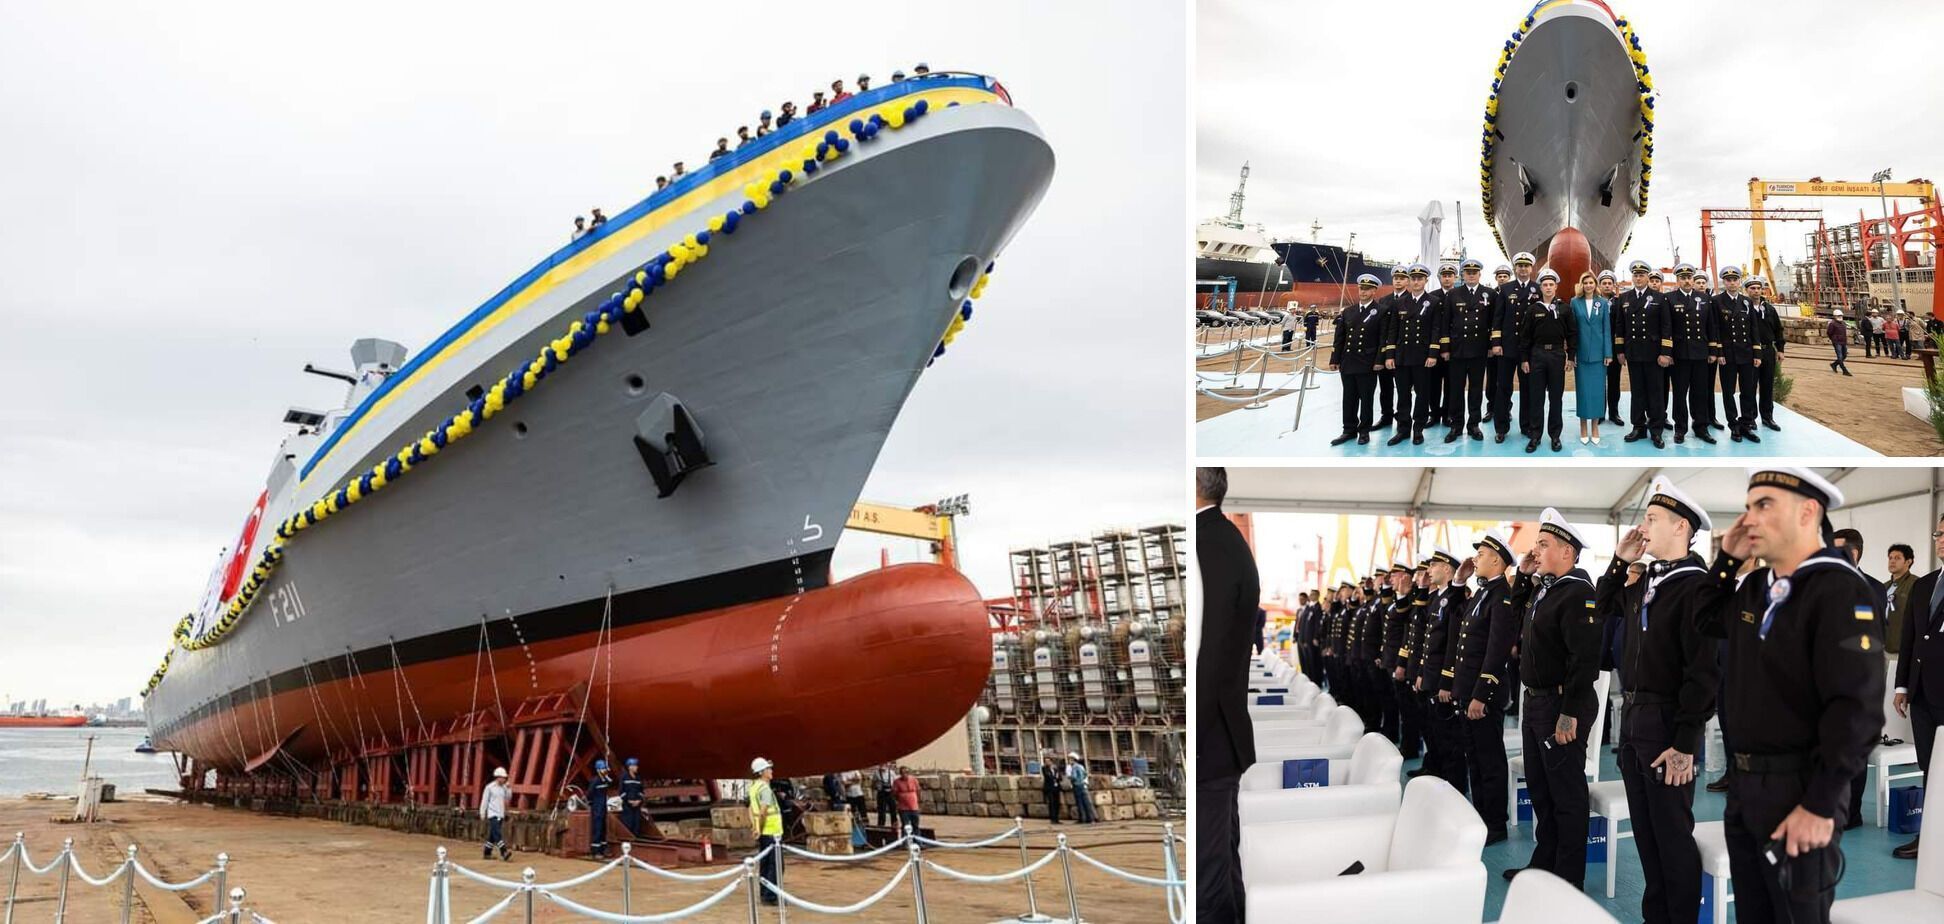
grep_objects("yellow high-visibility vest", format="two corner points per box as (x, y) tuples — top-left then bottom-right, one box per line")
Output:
(748, 779), (783, 836)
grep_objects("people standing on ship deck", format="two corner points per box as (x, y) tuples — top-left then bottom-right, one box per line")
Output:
(708, 137), (731, 161)
(570, 216), (589, 242)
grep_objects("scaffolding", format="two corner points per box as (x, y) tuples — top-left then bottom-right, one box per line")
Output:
(984, 523), (1187, 794)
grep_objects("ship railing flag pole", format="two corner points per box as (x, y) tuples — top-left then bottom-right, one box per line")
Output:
(144, 90), (998, 696)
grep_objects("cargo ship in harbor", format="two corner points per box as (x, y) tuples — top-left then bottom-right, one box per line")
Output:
(0, 714), (88, 729)
(1481, 0), (1656, 286)
(140, 72), (1054, 803)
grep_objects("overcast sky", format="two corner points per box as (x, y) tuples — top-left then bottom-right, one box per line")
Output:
(1199, 0), (1944, 273)
(0, 1), (1188, 707)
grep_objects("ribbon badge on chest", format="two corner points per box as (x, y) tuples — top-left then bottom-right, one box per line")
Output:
(1639, 583), (1656, 631)
(1759, 576), (1791, 640)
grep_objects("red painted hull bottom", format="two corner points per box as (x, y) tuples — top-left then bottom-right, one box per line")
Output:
(0, 716), (87, 728)
(161, 563), (992, 780)
(1542, 227), (1594, 295)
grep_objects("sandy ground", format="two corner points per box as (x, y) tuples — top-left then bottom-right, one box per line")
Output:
(0, 796), (1184, 922)
(1196, 324), (1944, 456)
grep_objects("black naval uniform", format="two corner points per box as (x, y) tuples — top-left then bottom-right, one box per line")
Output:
(1451, 573), (1519, 838)
(1385, 290), (1446, 443)
(1712, 290), (1764, 438)
(1297, 602), (1322, 683)
(1374, 283), (1406, 430)
(1496, 277), (1542, 436)
(1508, 566), (1602, 888)
(1754, 297), (1785, 428)
(1604, 314), (1625, 424)
(1420, 582), (1468, 793)
(1334, 298), (1388, 442)
(1595, 554), (1721, 924)
(1665, 285), (1721, 441)
(1445, 283), (1495, 438)
(1385, 585), (1426, 759)
(1516, 296), (1577, 444)
(1344, 594), (1373, 724)
(1403, 585), (1436, 759)
(619, 768), (647, 838)
(1428, 285), (1454, 422)
(1695, 546), (1885, 924)
(1365, 588), (1400, 741)
(1614, 284), (1671, 439)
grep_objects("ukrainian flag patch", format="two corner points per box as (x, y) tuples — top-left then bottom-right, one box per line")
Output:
(1855, 606), (1874, 621)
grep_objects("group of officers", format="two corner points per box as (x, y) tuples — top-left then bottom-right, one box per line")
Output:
(1290, 468), (1890, 924)
(1327, 254), (1788, 453)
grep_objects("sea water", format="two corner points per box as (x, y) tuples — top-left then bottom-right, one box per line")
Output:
(0, 727), (177, 796)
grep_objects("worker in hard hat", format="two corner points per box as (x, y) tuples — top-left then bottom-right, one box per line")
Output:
(619, 758), (646, 840)
(1066, 751), (1097, 824)
(587, 758), (614, 859)
(750, 757), (784, 905)
(479, 767), (512, 861)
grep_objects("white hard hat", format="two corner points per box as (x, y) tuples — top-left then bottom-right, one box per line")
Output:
(1834, 309), (1844, 317)
(493, 767), (508, 778)
(751, 757), (773, 774)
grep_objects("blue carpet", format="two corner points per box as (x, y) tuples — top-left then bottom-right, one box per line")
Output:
(1197, 385), (1879, 458)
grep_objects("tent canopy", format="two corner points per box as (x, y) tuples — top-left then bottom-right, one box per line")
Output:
(1223, 467), (1943, 527)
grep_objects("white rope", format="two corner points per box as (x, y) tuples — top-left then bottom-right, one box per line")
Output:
(1066, 847), (1184, 887)
(911, 824), (1023, 849)
(131, 861), (222, 891)
(624, 848), (764, 882)
(781, 834), (908, 862)
(921, 848), (1060, 884)
(772, 859), (912, 914)
(537, 876), (743, 923)
(65, 852), (128, 887)
(462, 885), (522, 924)
(20, 843), (71, 875)
(448, 856), (623, 892)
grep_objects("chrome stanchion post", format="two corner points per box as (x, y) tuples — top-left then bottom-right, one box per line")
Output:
(907, 840), (928, 924)
(1014, 819), (1048, 923)
(212, 852), (228, 923)
(226, 886), (245, 924)
(119, 845), (137, 924)
(53, 839), (72, 924)
(432, 846), (449, 924)
(1162, 824), (1183, 921)
(521, 867), (536, 923)
(1289, 352), (1318, 433)
(1244, 346), (1273, 409)
(1056, 834), (1081, 924)
(620, 842), (632, 915)
(742, 857), (760, 924)
(5, 832), (22, 924)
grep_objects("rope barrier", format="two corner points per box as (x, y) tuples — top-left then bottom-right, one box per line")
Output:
(622, 846), (765, 883)
(910, 824), (1023, 850)
(770, 859), (912, 915)
(920, 848), (1060, 884)
(3, 836), (239, 924)
(780, 834), (908, 862)
(536, 877), (744, 923)
(1065, 846), (1184, 888)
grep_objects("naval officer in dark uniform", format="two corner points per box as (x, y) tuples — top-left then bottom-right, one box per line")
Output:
(1614, 259), (1672, 447)
(1374, 266), (1410, 432)
(1501, 253), (1544, 440)
(1695, 467), (1885, 924)
(1453, 530), (1520, 843)
(1431, 263), (1459, 424)
(1384, 560), (1426, 759)
(1331, 274), (1388, 446)
(1487, 263), (1523, 442)
(1665, 264), (1720, 445)
(1444, 258), (1494, 441)
(1417, 548), (1468, 791)
(1597, 478), (1721, 924)
(1710, 267), (1765, 443)
(1503, 508), (1602, 890)
(1748, 276), (1785, 432)
(1364, 567), (1400, 741)
(1516, 269), (1576, 453)
(1383, 263), (1445, 446)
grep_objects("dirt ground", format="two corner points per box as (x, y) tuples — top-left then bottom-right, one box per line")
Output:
(1196, 323), (1944, 456)
(0, 796), (1184, 922)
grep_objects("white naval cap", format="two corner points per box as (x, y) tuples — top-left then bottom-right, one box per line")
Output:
(1461, 257), (1485, 271)
(1392, 559), (1414, 572)
(1628, 259), (1652, 273)
(1745, 467), (1845, 512)
(1537, 268), (1560, 282)
(1719, 265), (1743, 279)
(1597, 269), (1617, 281)
(1438, 263), (1459, 275)
(1473, 530), (1514, 565)
(1538, 507), (1587, 551)
(1747, 275), (1768, 287)
(1357, 273), (1381, 287)
(1646, 475), (1712, 533)
(1494, 263), (1513, 275)
(1513, 251), (1537, 265)
(1428, 546), (1460, 568)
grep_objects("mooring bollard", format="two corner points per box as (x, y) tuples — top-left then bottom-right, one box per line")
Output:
(1013, 819), (1048, 922)
(742, 857), (760, 924)
(620, 842), (632, 914)
(906, 840), (927, 924)
(212, 851), (229, 924)
(6, 832), (23, 924)
(1056, 834), (1081, 924)
(119, 844), (138, 924)
(53, 839), (72, 924)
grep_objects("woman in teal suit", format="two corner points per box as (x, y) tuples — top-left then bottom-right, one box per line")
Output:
(1570, 271), (1613, 445)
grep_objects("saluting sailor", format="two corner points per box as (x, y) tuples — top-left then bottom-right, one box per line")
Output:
(1597, 477), (1722, 924)
(1694, 468), (1885, 924)
(1503, 509), (1602, 891)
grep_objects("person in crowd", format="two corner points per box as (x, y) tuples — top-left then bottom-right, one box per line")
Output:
(893, 766), (922, 836)
(873, 762), (897, 828)
(1041, 751), (1064, 825)
(1383, 264), (1445, 447)
(829, 79), (852, 104)
(1597, 478), (1720, 924)
(913, 63), (932, 77)
(1452, 533), (1519, 844)
(708, 137), (731, 161)
(655, 176), (668, 191)
(1887, 542), (1917, 655)
(804, 92), (825, 115)
(570, 216), (589, 241)
(1487, 263), (1527, 443)
(749, 757), (784, 905)
(671, 161), (686, 177)
(1832, 527), (1888, 830)
(756, 110), (774, 137)
(1893, 514), (1944, 860)
(1711, 267), (1764, 444)
(480, 767), (512, 861)
(1444, 258), (1494, 442)
(1826, 309), (1852, 375)
(1597, 270), (1625, 426)
(1517, 269), (1576, 453)
(856, 73), (872, 93)
(1331, 275), (1387, 446)
(891, 69), (907, 83)
(1196, 466), (1258, 923)
(1067, 752), (1096, 823)
(588, 208), (607, 228)
(1571, 270), (1613, 446)
(1749, 278), (1784, 433)
(1614, 260), (1671, 447)
(736, 126), (754, 148)
(1304, 304), (1321, 346)
(842, 768), (867, 825)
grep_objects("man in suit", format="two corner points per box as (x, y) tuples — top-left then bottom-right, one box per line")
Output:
(1197, 467), (1259, 922)
(1833, 528), (1891, 830)
(1893, 514), (1944, 860)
